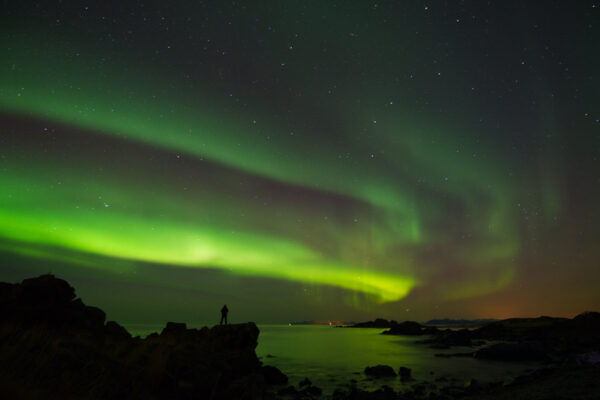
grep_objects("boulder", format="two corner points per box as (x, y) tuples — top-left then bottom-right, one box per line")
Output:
(364, 364), (396, 377)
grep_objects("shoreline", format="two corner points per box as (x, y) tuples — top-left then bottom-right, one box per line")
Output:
(1, 275), (598, 399)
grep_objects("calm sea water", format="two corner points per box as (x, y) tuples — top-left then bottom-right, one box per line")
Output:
(126, 323), (539, 395)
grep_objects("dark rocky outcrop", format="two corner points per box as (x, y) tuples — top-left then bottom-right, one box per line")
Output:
(474, 342), (550, 362)
(384, 313), (600, 363)
(425, 318), (497, 327)
(350, 318), (397, 329)
(381, 320), (438, 336)
(417, 328), (473, 349)
(0, 274), (284, 400)
(364, 364), (396, 377)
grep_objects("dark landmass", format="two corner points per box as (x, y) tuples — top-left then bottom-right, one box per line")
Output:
(0, 274), (287, 399)
(349, 318), (397, 329)
(379, 313), (600, 360)
(364, 365), (396, 377)
(348, 318), (497, 330)
(290, 320), (353, 326)
(2, 274), (599, 400)
(339, 314), (600, 399)
(382, 321), (439, 336)
(424, 318), (497, 327)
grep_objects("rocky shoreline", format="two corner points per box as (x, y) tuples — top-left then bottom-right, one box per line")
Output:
(0, 274), (285, 399)
(1, 275), (598, 399)
(352, 312), (600, 363)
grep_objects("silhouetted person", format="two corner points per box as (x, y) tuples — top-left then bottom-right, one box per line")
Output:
(220, 304), (229, 325)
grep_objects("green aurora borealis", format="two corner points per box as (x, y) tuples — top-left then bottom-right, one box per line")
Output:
(1, 1), (599, 322)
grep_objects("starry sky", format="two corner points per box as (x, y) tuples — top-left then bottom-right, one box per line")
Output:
(0, 1), (599, 324)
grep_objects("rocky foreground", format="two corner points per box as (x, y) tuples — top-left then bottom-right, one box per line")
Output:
(342, 315), (600, 400)
(1, 275), (599, 400)
(0, 274), (289, 399)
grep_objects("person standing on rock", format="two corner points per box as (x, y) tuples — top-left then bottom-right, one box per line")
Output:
(220, 304), (229, 325)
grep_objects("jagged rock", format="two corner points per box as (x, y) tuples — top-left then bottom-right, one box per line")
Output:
(261, 365), (288, 385)
(364, 364), (396, 377)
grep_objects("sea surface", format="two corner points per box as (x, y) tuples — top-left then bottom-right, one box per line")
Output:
(126, 323), (540, 395)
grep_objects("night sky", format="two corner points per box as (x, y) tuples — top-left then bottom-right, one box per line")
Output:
(1, 1), (599, 324)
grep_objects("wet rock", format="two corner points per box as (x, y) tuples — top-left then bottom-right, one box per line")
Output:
(261, 365), (288, 385)
(364, 364), (396, 377)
